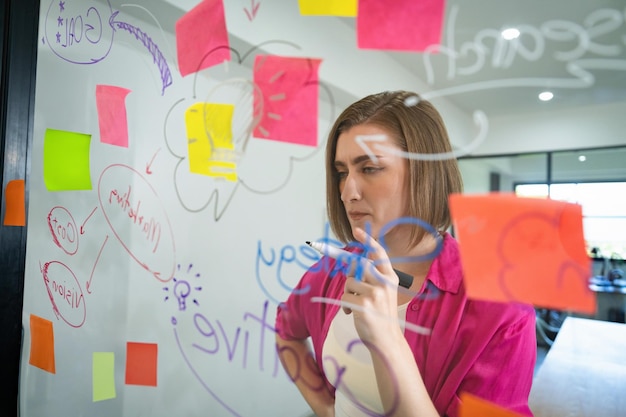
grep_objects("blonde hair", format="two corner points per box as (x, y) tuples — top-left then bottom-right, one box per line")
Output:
(325, 91), (463, 246)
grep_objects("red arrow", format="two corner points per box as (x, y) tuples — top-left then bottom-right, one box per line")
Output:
(146, 148), (161, 174)
(80, 207), (98, 235)
(86, 235), (108, 294)
(244, 0), (260, 21)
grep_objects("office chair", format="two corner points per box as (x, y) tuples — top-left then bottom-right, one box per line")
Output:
(535, 308), (568, 347)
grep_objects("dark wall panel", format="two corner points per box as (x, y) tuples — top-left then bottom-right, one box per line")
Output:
(0, 0), (40, 415)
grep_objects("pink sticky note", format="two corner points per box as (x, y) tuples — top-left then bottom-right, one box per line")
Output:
(175, 0), (230, 77)
(357, 0), (445, 52)
(253, 55), (322, 147)
(96, 85), (131, 148)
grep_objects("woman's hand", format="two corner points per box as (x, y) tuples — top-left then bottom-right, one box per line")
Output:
(341, 227), (404, 345)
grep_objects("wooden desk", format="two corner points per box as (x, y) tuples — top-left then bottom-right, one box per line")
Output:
(529, 317), (626, 417)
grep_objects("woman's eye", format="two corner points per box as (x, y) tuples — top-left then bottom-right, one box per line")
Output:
(336, 171), (348, 180)
(363, 166), (381, 174)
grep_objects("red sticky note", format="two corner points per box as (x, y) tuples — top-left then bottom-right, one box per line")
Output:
(460, 392), (525, 417)
(175, 0), (230, 77)
(125, 342), (158, 386)
(253, 55), (322, 147)
(449, 193), (596, 314)
(96, 85), (131, 148)
(29, 314), (56, 374)
(357, 0), (445, 52)
(3, 179), (26, 226)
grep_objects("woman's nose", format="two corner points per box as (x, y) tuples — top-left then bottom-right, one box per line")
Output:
(340, 173), (361, 202)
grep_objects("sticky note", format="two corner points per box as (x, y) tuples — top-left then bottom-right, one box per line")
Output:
(185, 102), (237, 181)
(298, 0), (357, 16)
(253, 55), (322, 147)
(175, 0), (230, 77)
(460, 392), (525, 417)
(357, 0), (445, 52)
(96, 85), (131, 148)
(43, 129), (92, 191)
(125, 342), (158, 386)
(449, 193), (596, 314)
(3, 179), (25, 226)
(29, 314), (55, 374)
(93, 352), (116, 402)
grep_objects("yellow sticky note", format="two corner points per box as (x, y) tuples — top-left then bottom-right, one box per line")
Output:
(43, 129), (92, 191)
(93, 352), (116, 402)
(185, 102), (237, 182)
(298, 0), (357, 16)
(29, 314), (55, 374)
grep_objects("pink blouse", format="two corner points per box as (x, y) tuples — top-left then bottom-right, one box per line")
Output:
(275, 233), (536, 416)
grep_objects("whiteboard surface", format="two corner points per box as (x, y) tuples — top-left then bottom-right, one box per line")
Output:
(19, 1), (350, 415)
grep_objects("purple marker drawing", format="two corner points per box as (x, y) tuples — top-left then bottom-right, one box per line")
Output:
(109, 11), (173, 95)
(43, 0), (173, 95)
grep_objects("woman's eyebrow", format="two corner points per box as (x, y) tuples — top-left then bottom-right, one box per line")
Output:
(334, 154), (382, 167)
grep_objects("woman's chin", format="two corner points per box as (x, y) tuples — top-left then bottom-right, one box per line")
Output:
(351, 224), (380, 241)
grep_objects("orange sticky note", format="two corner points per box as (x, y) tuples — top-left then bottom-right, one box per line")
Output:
(449, 193), (596, 314)
(460, 392), (525, 417)
(357, 0), (445, 52)
(253, 55), (322, 147)
(29, 314), (56, 374)
(175, 0), (230, 77)
(125, 342), (158, 386)
(96, 85), (131, 148)
(3, 179), (26, 226)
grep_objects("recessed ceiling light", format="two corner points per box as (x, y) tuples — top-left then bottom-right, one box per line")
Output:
(578, 155), (586, 162)
(501, 28), (520, 40)
(538, 91), (554, 101)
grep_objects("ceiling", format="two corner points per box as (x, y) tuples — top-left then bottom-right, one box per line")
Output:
(133, 0), (626, 126)
(349, 0), (626, 117)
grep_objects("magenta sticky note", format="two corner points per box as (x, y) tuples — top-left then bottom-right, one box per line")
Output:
(253, 55), (322, 147)
(175, 0), (230, 77)
(357, 0), (445, 52)
(96, 85), (131, 148)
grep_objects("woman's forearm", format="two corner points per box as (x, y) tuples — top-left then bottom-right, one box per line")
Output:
(371, 330), (440, 417)
(275, 335), (335, 417)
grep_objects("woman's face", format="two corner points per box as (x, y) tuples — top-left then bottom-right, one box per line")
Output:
(334, 123), (410, 241)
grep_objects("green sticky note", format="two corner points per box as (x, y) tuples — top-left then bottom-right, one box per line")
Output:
(43, 128), (92, 191)
(93, 352), (116, 402)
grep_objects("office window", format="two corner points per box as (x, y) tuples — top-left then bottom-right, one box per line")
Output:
(514, 182), (626, 258)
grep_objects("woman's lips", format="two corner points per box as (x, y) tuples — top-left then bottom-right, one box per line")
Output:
(348, 211), (368, 221)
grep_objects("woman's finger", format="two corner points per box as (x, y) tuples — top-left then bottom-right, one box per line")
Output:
(342, 277), (362, 314)
(353, 227), (397, 284)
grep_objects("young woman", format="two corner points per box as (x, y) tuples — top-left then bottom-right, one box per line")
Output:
(275, 91), (536, 417)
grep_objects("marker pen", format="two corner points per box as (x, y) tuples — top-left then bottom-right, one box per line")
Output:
(306, 241), (413, 289)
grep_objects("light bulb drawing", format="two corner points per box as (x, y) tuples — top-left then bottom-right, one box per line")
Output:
(163, 263), (202, 325)
(173, 279), (191, 311)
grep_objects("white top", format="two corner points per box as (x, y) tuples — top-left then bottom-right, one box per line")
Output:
(322, 303), (409, 417)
